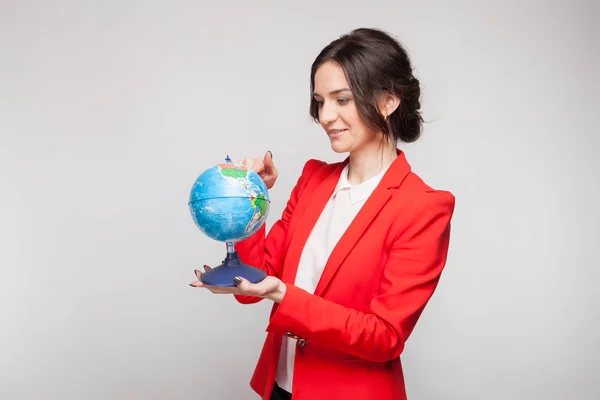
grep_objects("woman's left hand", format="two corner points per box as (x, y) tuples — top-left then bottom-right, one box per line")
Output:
(190, 266), (287, 303)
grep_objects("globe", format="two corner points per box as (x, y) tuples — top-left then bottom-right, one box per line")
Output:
(188, 156), (271, 286)
(188, 156), (271, 242)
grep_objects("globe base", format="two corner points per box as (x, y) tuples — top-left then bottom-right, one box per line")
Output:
(200, 250), (267, 287)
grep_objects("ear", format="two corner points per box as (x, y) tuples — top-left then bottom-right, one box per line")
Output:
(379, 92), (400, 118)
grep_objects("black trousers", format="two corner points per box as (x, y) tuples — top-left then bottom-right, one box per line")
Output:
(270, 383), (292, 400)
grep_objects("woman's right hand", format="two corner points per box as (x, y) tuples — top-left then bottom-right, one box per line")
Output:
(239, 151), (278, 189)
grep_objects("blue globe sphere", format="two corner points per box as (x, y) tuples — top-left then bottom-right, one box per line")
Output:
(188, 158), (271, 243)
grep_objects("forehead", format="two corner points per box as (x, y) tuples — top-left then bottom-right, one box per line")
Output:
(314, 61), (349, 94)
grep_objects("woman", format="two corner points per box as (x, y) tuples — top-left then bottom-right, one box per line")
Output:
(190, 28), (455, 400)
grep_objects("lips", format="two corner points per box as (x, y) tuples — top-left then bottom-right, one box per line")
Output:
(328, 128), (347, 135)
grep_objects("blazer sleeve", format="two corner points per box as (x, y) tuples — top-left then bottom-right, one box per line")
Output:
(264, 190), (455, 362)
(233, 158), (324, 304)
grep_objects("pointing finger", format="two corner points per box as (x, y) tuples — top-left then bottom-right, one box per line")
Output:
(261, 151), (278, 189)
(263, 151), (274, 171)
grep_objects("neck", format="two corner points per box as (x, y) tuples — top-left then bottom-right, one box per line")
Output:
(347, 139), (398, 185)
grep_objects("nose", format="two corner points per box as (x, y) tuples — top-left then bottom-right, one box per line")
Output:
(319, 101), (338, 124)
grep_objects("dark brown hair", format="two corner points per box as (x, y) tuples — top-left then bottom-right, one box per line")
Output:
(309, 28), (423, 143)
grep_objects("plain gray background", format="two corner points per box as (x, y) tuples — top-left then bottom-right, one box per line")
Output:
(1, 0), (599, 399)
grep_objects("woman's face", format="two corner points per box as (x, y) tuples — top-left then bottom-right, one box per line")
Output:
(312, 61), (381, 154)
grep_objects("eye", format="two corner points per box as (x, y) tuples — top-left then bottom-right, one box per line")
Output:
(337, 98), (351, 105)
(314, 99), (324, 107)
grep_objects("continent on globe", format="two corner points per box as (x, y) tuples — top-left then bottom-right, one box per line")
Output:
(247, 193), (268, 233)
(218, 164), (268, 234)
(218, 163), (248, 178)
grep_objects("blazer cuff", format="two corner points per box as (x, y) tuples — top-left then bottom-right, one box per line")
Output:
(265, 284), (311, 338)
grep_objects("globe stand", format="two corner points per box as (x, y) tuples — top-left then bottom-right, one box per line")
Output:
(200, 241), (267, 287)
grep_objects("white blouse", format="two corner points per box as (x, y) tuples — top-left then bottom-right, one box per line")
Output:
(275, 162), (390, 393)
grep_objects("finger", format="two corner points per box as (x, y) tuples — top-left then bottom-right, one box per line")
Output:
(233, 276), (255, 293)
(209, 287), (240, 294)
(194, 269), (202, 280)
(262, 151), (278, 188)
(203, 265), (211, 272)
(263, 151), (275, 172)
(189, 281), (237, 294)
(263, 150), (273, 165)
(190, 280), (241, 293)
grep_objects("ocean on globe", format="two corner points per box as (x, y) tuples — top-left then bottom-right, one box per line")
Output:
(188, 159), (270, 243)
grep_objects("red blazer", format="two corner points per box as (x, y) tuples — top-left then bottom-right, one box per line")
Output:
(234, 149), (455, 400)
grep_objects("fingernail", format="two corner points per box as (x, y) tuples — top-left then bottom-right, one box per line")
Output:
(189, 283), (195, 287)
(268, 151), (273, 159)
(233, 276), (243, 285)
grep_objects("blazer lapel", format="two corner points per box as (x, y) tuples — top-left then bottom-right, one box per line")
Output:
(313, 150), (412, 296)
(281, 160), (347, 284)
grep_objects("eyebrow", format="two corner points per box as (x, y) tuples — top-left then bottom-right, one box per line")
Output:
(312, 88), (352, 97)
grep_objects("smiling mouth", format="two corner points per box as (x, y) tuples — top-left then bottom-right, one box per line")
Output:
(328, 129), (347, 135)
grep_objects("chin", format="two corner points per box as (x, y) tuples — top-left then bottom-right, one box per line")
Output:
(329, 139), (351, 154)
